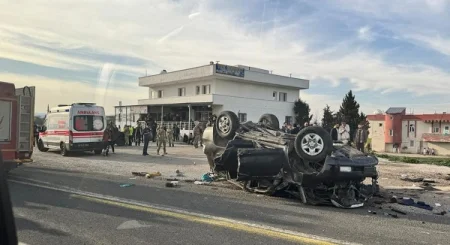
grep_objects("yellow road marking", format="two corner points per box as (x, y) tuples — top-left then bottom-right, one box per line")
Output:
(72, 194), (336, 245)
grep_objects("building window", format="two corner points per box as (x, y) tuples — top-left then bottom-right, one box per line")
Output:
(285, 116), (293, 125)
(195, 86), (200, 95)
(379, 123), (383, 127)
(409, 124), (415, 132)
(238, 113), (247, 123)
(202, 85), (211, 94)
(157, 90), (163, 98)
(445, 126), (449, 134)
(389, 129), (393, 136)
(151, 91), (155, 99)
(273, 91), (278, 100)
(410, 140), (415, 147)
(178, 87), (186, 96)
(433, 127), (440, 133)
(279, 92), (287, 102)
(390, 116), (393, 120)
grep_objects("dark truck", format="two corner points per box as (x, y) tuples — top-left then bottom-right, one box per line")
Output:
(202, 111), (379, 208)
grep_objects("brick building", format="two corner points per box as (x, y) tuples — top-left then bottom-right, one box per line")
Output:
(367, 107), (450, 155)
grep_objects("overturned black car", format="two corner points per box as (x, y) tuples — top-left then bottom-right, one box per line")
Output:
(202, 111), (379, 208)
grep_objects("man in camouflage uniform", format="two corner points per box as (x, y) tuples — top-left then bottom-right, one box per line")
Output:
(167, 126), (174, 147)
(193, 122), (202, 148)
(156, 126), (167, 155)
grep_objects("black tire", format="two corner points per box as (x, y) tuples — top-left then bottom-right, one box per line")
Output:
(258, 114), (280, 129)
(214, 111), (239, 139)
(38, 139), (49, 152)
(94, 149), (102, 155)
(60, 143), (69, 156)
(294, 126), (332, 162)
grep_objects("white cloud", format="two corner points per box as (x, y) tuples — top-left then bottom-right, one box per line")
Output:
(357, 26), (373, 41)
(0, 72), (146, 115)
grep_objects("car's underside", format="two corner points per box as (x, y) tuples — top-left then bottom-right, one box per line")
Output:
(203, 111), (379, 208)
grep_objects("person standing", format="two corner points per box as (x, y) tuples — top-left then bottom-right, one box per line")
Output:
(290, 124), (300, 135)
(156, 126), (167, 155)
(102, 128), (111, 156)
(109, 124), (118, 154)
(123, 125), (130, 146)
(338, 121), (350, 145)
(33, 123), (39, 147)
(151, 123), (157, 142)
(193, 122), (201, 148)
(167, 127), (174, 147)
(173, 124), (179, 142)
(142, 124), (151, 156)
(330, 124), (339, 142)
(354, 122), (368, 152)
(135, 126), (142, 146)
(129, 126), (134, 146)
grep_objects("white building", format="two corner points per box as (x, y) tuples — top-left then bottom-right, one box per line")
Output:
(115, 63), (309, 130)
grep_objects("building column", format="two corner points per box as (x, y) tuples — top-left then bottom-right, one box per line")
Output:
(161, 105), (164, 125)
(188, 104), (191, 130)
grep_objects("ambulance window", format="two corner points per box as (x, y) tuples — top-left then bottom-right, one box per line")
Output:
(74, 115), (104, 131)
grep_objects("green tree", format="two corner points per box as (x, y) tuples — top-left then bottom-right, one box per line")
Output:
(338, 90), (361, 140)
(293, 99), (313, 126)
(321, 105), (334, 130)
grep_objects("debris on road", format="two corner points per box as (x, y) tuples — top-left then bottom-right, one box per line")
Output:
(194, 181), (210, 185)
(132, 172), (148, 177)
(368, 210), (377, 214)
(165, 181), (179, 188)
(400, 174), (423, 182)
(435, 203), (441, 207)
(120, 183), (135, 188)
(201, 173), (214, 182)
(145, 172), (162, 178)
(422, 179), (436, 183)
(391, 208), (407, 215)
(433, 211), (446, 216)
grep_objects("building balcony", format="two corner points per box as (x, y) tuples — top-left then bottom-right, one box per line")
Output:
(422, 133), (450, 143)
(138, 94), (214, 106)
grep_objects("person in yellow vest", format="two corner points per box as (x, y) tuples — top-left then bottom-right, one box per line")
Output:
(129, 126), (134, 146)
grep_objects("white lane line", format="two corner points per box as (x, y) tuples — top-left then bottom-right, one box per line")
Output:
(9, 178), (360, 245)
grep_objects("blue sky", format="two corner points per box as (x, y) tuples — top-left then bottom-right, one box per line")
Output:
(1, 0), (450, 116)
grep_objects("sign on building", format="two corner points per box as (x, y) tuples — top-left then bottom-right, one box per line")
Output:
(215, 64), (245, 77)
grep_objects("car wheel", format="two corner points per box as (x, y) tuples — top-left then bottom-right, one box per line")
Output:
(258, 114), (280, 130)
(60, 143), (69, 156)
(94, 149), (102, 155)
(214, 111), (239, 139)
(294, 126), (332, 162)
(38, 139), (49, 152)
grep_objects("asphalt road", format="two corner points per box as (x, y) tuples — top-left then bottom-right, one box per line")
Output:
(7, 164), (450, 245)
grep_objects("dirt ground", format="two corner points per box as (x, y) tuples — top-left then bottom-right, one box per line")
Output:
(376, 158), (450, 189)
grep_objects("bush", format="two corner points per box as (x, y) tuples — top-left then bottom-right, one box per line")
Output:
(375, 153), (450, 167)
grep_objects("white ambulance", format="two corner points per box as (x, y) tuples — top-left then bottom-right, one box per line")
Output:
(38, 103), (106, 156)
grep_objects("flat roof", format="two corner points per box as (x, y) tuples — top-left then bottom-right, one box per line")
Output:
(138, 64), (309, 89)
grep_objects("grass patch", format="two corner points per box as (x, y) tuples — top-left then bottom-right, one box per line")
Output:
(375, 153), (450, 167)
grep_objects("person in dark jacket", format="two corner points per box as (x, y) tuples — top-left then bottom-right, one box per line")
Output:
(110, 125), (119, 153)
(290, 124), (300, 135)
(151, 123), (157, 142)
(135, 126), (142, 146)
(142, 124), (152, 156)
(330, 124), (339, 142)
(33, 123), (39, 147)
